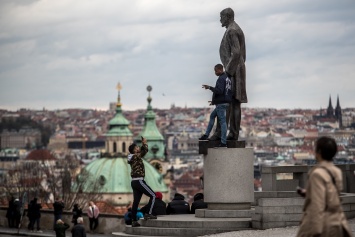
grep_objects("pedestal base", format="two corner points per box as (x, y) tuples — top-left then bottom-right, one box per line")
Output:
(204, 148), (254, 208)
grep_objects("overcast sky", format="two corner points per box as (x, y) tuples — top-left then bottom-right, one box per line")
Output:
(0, 0), (354, 111)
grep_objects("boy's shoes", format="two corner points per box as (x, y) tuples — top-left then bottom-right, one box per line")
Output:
(132, 221), (141, 227)
(144, 214), (157, 220)
(199, 134), (209, 140)
(214, 143), (227, 148)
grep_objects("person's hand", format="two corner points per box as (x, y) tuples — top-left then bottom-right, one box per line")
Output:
(141, 137), (147, 144)
(202, 84), (210, 90)
(296, 187), (306, 197)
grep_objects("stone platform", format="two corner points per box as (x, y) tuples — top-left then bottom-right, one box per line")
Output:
(112, 214), (252, 237)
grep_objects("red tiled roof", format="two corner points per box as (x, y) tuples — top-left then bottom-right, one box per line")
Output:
(26, 149), (57, 161)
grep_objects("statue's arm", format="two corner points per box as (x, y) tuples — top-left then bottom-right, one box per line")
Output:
(225, 30), (241, 76)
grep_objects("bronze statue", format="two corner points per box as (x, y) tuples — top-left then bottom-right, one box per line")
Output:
(210, 7), (247, 141)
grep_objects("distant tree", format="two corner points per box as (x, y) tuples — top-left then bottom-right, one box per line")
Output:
(1, 154), (103, 210)
(0, 116), (54, 147)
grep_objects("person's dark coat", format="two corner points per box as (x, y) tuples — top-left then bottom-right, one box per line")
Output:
(28, 199), (42, 219)
(72, 205), (82, 224)
(190, 193), (208, 214)
(6, 197), (15, 219)
(191, 200), (208, 214)
(166, 193), (190, 214)
(71, 223), (86, 237)
(54, 222), (70, 237)
(141, 199), (167, 216)
(53, 201), (64, 215)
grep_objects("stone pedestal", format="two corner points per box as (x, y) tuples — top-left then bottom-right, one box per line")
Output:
(203, 148), (254, 210)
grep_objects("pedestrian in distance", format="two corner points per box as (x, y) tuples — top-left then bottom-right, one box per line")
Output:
(27, 197), (42, 232)
(54, 219), (70, 237)
(6, 196), (15, 228)
(127, 136), (157, 227)
(296, 136), (353, 237)
(71, 217), (86, 237)
(53, 197), (65, 230)
(72, 203), (82, 226)
(166, 193), (190, 214)
(87, 201), (99, 232)
(199, 64), (232, 148)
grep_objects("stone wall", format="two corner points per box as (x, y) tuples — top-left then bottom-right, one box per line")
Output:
(261, 164), (355, 193)
(0, 208), (125, 234)
(252, 192), (355, 229)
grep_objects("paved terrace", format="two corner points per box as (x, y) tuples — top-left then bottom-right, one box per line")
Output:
(0, 218), (354, 237)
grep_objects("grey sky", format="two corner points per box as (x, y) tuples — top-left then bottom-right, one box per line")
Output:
(0, 0), (354, 111)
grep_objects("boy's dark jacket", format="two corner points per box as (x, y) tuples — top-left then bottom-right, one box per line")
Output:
(209, 72), (232, 105)
(191, 199), (208, 214)
(166, 193), (190, 214)
(127, 144), (148, 178)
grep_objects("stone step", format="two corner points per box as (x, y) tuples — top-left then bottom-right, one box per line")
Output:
(141, 217), (250, 229)
(112, 232), (171, 237)
(195, 208), (255, 218)
(116, 215), (252, 236)
(125, 226), (250, 236)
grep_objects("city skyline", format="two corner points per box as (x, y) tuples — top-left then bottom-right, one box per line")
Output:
(1, 0), (355, 111)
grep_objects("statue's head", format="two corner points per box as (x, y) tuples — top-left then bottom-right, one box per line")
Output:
(220, 8), (234, 27)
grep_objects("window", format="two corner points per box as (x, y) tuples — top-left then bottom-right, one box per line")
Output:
(113, 142), (117, 153)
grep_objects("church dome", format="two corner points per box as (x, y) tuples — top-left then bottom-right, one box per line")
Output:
(82, 157), (168, 193)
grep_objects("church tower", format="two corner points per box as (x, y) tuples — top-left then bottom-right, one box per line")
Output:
(335, 95), (343, 128)
(105, 83), (133, 156)
(136, 85), (165, 162)
(326, 95), (334, 118)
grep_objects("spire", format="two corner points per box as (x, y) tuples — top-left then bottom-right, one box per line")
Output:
(328, 95), (333, 109)
(326, 95), (334, 117)
(335, 94), (342, 128)
(336, 94), (341, 109)
(116, 83), (122, 112)
(106, 83), (133, 155)
(137, 85), (165, 161)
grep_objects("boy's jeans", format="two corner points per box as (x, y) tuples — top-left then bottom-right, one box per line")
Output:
(205, 103), (228, 144)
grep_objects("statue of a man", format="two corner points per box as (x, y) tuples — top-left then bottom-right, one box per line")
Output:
(210, 7), (247, 141)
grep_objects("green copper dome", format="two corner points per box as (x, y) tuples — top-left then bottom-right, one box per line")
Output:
(106, 85), (133, 137)
(81, 157), (168, 193)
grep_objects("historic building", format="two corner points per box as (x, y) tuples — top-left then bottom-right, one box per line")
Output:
(314, 95), (343, 128)
(81, 84), (169, 205)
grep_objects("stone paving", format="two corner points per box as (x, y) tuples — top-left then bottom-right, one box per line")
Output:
(1, 218), (354, 237)
(202, 218), (355, 237)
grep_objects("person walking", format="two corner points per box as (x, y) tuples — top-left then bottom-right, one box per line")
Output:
(71, 217), (86, 237)
(54, 219), (70, 237)
(87, 201), (99, 232)
(297, 136), (353, 237)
